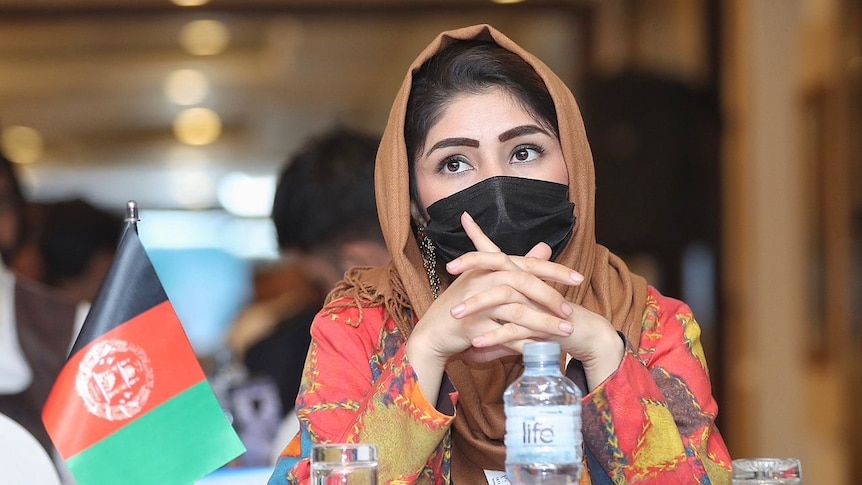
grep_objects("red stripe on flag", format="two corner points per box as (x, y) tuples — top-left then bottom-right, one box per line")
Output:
(43, 301), (208, 459)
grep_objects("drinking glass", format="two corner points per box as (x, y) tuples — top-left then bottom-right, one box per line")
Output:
(732, 457), (802, 484)
(311, 443), (378, 485)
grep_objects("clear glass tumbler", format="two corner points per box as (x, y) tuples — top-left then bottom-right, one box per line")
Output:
(311, 443), (378, 485)
(732, 457), (802, 485)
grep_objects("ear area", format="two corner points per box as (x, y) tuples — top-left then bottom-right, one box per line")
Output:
(410, 200), (430, 227)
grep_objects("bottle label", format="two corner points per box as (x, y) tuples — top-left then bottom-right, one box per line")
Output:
(505, 405), (581, 463)
(483, 470), (511, 484)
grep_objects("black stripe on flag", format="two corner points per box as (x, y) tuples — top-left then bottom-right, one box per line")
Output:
(68, 221), (168, 358)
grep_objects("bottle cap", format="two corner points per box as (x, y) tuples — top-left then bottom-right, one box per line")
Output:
(523, 341), (562, 362)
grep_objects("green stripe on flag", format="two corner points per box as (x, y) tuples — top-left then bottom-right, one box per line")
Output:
(67, 381), (245, 485)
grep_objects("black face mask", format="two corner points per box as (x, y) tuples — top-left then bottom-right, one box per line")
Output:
(422, 176), (576, 265)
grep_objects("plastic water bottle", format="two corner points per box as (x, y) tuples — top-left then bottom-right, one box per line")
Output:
(504, 341), (583, 485)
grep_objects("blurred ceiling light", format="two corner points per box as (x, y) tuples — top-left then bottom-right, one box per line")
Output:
(16, 165), (39, 194)
(166, 145), (209, 168)
(179, 20), (230, 56)
(173, 107), (222, 146)
(168, 170), (216, 209)
(217, 172), (276, 217)
(171, 0), (211, 6)
(490, 0), (526, 3)
(1, 125), (44, 165)
(164, 69), (209, 106)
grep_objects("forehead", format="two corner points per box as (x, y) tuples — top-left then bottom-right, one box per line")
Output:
(427, 89), (539, 137)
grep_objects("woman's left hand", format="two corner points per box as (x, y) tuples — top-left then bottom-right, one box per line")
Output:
(448, 212), (625, 390)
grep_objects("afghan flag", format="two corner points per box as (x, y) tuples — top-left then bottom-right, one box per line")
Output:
(42, 213), (245, 485)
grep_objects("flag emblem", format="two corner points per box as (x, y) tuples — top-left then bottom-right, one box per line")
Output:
(75, 338), (155, 421)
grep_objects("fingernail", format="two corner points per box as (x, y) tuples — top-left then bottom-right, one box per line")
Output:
(472, 336), (487, 347)
(451, 304), (466, 317)
(559, 322), (574, 334)
(446, 259), (461, 271)
(571, 271), (584, 283)
(561, 302), (573, 316)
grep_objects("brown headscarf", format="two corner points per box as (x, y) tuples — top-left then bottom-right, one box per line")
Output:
(328, 24), (647, 483)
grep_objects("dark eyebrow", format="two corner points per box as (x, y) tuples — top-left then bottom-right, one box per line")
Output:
(499, 125), (550, 142)
(425, 137), (479, 157)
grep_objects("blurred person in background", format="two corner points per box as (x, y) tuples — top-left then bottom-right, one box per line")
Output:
(0, 148), (84, 478)
(0, 150), (26, 271)
(225, 125), (389, 465)
(36, 198), (123, 304)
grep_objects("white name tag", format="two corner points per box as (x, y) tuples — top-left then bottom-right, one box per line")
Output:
(484, 470), (511, 485)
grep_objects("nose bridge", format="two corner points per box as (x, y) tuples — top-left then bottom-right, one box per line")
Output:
(477, 146), (510, 179)
(481, 165), (506, 179)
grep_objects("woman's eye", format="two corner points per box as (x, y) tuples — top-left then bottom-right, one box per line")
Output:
(439, 156), (469, 174)
(512, 145), (544, 163)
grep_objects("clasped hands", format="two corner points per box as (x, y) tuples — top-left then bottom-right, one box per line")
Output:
(412, 212), (625, 392)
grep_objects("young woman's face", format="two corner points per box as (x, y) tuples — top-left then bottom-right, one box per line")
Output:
(412, 88), (568, 216)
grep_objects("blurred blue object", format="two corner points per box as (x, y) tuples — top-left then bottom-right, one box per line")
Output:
(149, 248), (252, 356)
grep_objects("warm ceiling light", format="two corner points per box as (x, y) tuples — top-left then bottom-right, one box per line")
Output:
(171, 0), (211, 6)
(1, 125), (44, 164)
(490, 0), (526, 3)
(164, 69), (209, 105)
(179, 20), (230, 56)
(173, 107), (222, 146)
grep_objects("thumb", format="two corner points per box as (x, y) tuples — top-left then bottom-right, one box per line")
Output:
(525, 242), (552, 261)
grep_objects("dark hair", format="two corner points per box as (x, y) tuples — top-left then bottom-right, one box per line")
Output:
(271, 126), (383, 252)
(0, 149), (26, 265)
(404, 40), (559, 167)
(38, 198), (123, 286)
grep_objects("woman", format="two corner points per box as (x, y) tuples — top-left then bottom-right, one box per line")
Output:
(269, 25), (731, 484)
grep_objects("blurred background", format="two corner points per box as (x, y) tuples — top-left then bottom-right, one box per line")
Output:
(0, 0), (859, 482)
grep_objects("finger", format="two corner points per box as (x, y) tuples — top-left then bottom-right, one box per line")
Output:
(448, 251), (583, 286)
(486, 338), (550, 358)
(471, 320), (563, 350)
(512, 254), (584, 285)
(450, 277), (574, 320)
(461, 211), (501, 253)
(492, 338), (548, 357)
(460, 344), (520, 363)
(521, 242), (583, 284)
(468, 306), (574, 346)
